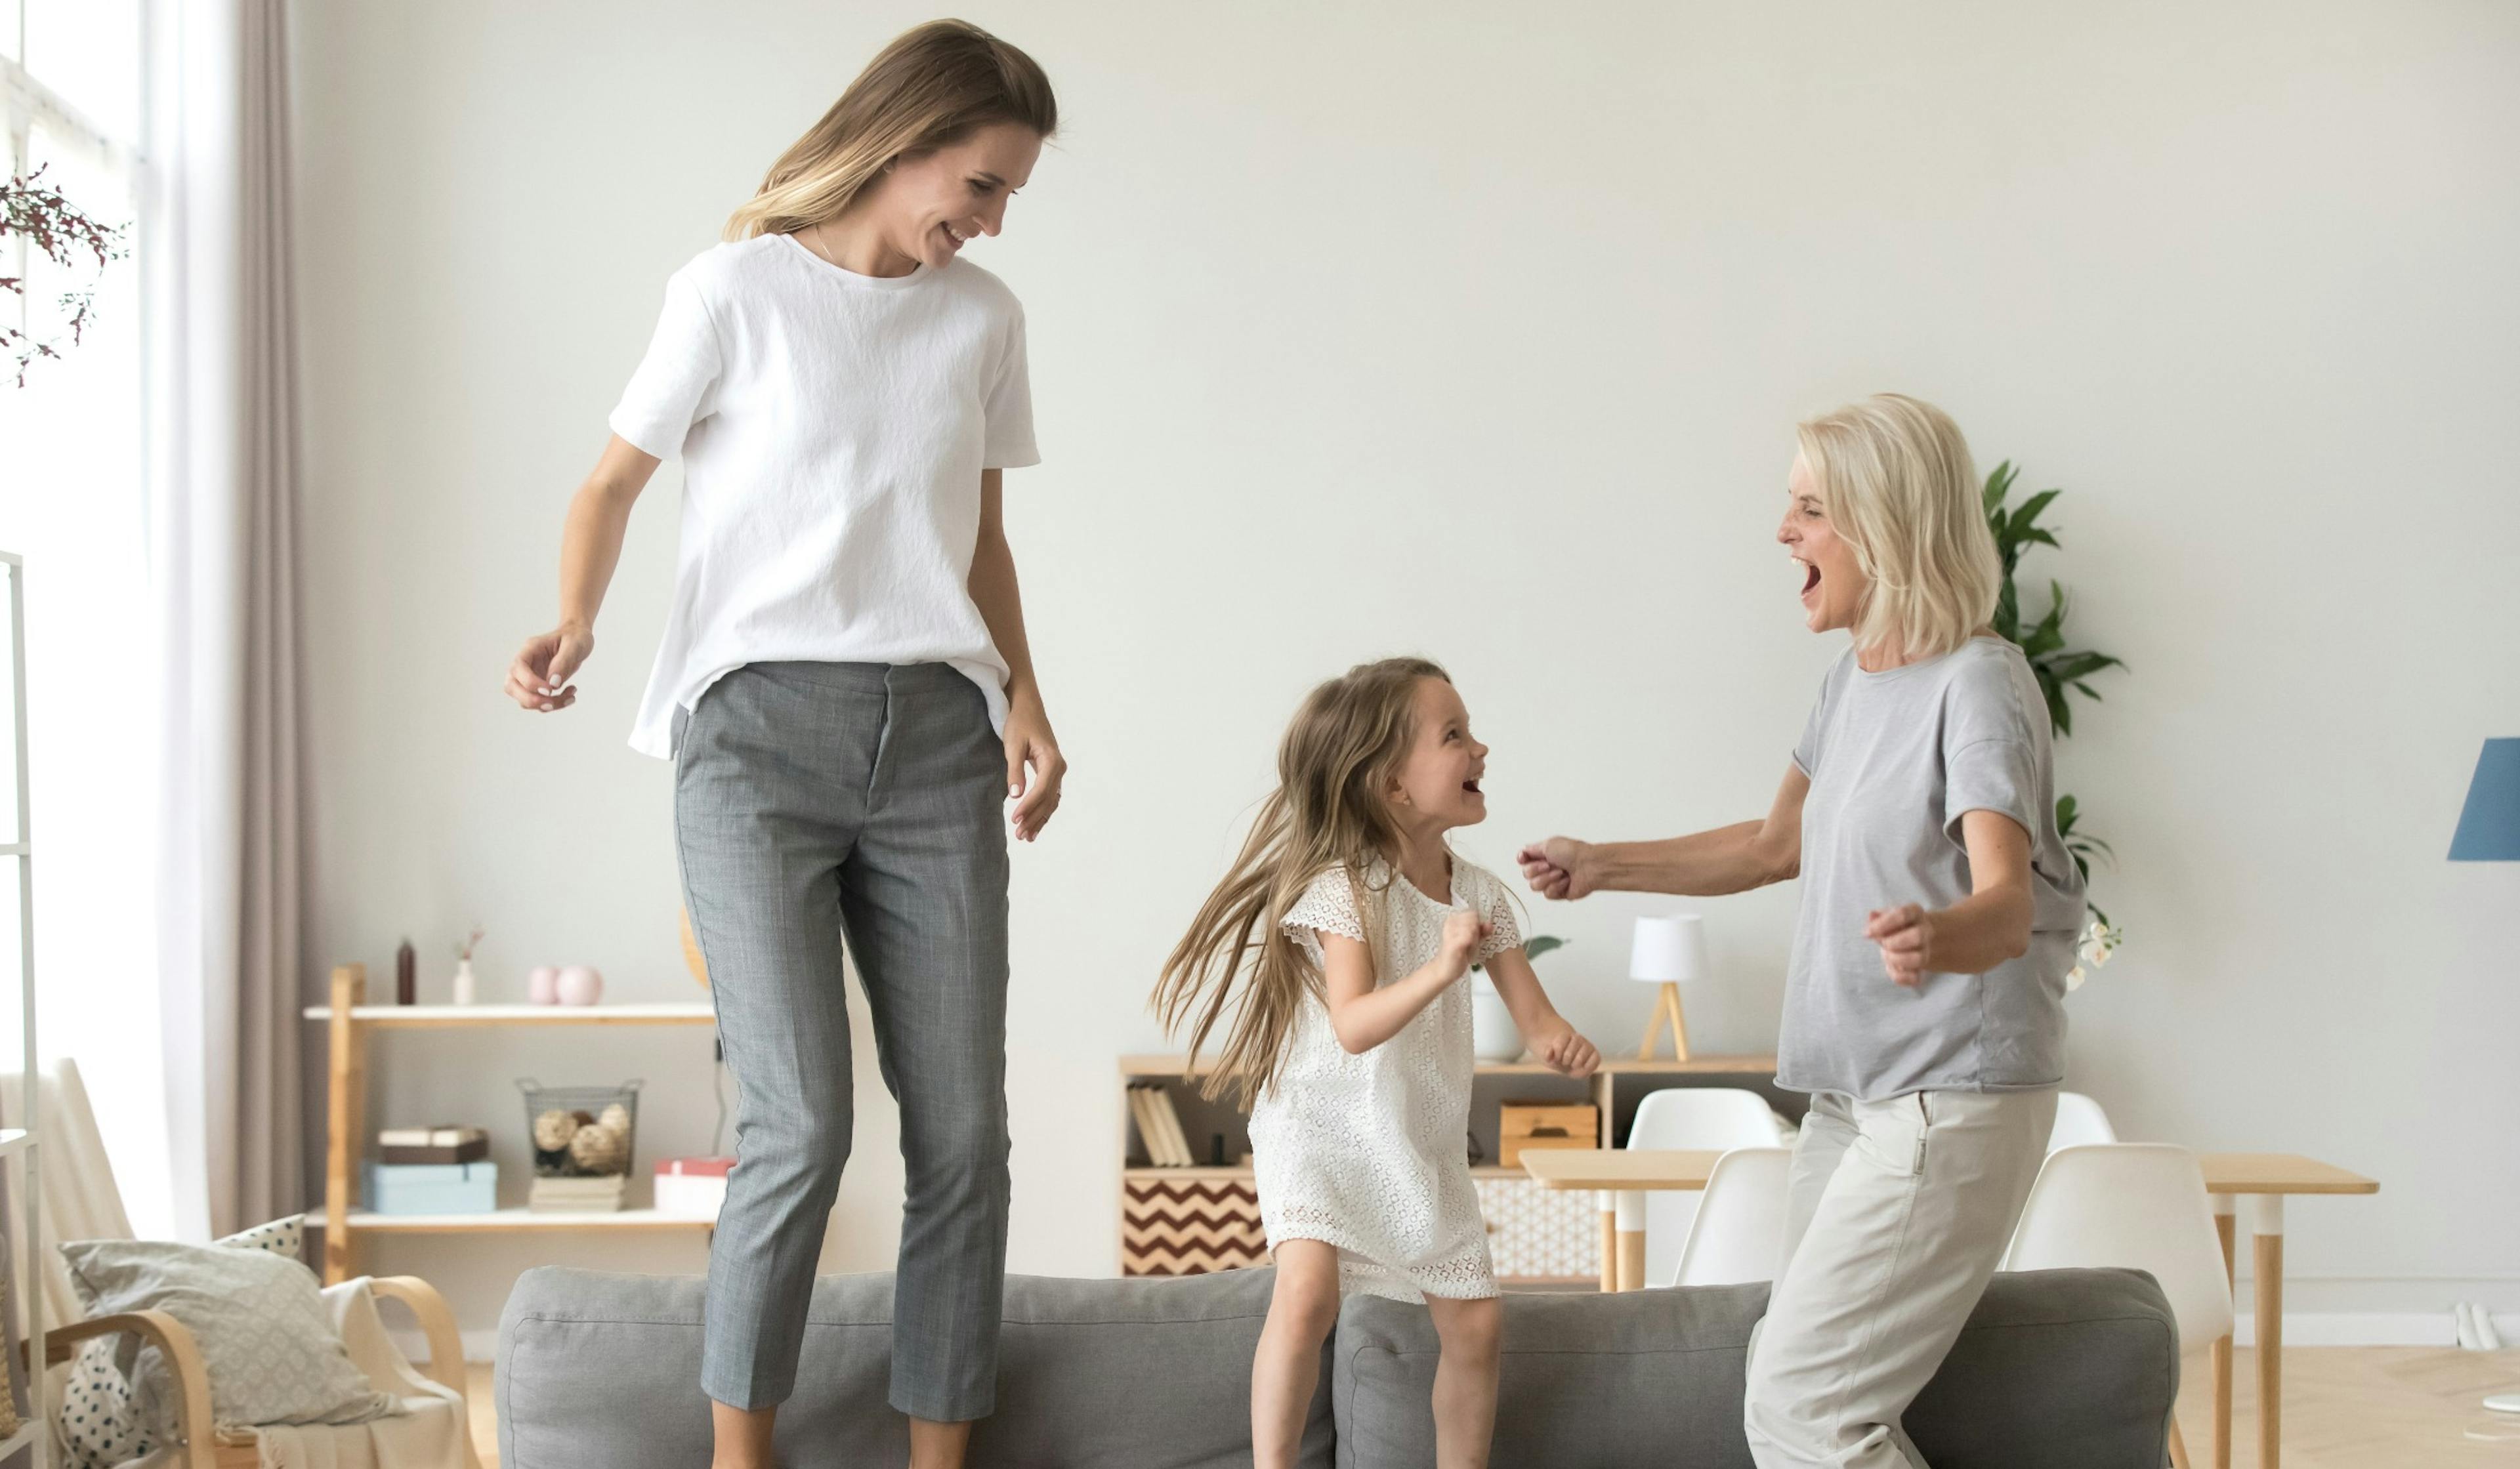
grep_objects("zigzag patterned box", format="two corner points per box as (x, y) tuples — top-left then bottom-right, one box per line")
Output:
(1121, 1174), (1269, 1276)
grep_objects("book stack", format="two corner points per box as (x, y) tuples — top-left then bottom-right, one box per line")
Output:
(528, 1172), (629, 1213)
(377, 1125), (488, 1165)
(1128, 1082), (1200, 1167)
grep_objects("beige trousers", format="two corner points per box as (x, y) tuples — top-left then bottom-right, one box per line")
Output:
(1743, 1087), (2057, 1468)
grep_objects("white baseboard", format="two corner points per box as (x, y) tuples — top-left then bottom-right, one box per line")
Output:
(2234, 1310), (2520, 1348)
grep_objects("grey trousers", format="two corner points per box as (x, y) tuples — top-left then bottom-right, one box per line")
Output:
(1744, 1088), (2055, 1468)
(674, 662), (1012, 1421)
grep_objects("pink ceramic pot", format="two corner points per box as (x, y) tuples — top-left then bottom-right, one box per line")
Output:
(556, 965), (604, 1006)
(527, 966), (560, 1004)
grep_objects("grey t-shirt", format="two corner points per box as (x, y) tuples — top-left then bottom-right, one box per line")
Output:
(1780, 636), (2086, 1100)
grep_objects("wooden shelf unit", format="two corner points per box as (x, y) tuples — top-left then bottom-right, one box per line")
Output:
(304, 964), (720, 1283)
(1117, 1050), (1780, 1282)
(1118, 1051), (1782, 1157)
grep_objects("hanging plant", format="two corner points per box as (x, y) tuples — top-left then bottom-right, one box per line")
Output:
(1983, 462), (2125, 983)
(1, 165), (128, 386)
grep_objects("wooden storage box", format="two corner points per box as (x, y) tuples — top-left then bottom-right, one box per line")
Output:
(1498, 1101), (1599, 1167)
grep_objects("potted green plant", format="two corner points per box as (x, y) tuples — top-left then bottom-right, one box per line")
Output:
(1983, 462), (2126, 986)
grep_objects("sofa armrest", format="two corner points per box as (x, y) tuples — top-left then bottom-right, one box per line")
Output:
(368, 1275), (482, 1469)
(46, 1311), (219, 1469)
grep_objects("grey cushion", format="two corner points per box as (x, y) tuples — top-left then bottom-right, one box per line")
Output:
(498, 1266), (1334, 1469)
(60, 1233), (396, 1440)
(1332, 1268), (2177, 1469)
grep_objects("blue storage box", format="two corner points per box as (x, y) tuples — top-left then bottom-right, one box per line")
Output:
(364, 1160), (498, 1216)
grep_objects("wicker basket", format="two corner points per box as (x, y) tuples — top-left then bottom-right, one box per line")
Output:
(517, 1077), (644, 1178)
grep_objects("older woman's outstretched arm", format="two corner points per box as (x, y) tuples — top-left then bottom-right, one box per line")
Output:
(1520, 764), (1808, 900)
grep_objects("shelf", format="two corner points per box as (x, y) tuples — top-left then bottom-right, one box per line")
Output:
(303, 1001), (715, 1028)
(1124, 1165), (1558, 1183)
(0, 1127), (30, 1160)
(1119, 1053), (1776, 1078)
(0, 1419), (38, 1461)
(308, 1206), (716, 1234)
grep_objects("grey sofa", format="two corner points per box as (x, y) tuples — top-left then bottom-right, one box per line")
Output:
(497, 1265), (2177, 1468)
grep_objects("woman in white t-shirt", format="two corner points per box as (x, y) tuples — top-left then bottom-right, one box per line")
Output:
(502, 22), (1062, 1469)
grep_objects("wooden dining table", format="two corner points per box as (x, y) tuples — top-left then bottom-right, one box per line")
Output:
(1520, 1147), (2377, 1469)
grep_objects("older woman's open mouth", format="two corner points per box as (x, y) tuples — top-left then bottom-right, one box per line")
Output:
(1794, 556), (1821, 606)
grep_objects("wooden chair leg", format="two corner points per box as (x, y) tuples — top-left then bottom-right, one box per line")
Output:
(2168, 1415), (2194, 1469)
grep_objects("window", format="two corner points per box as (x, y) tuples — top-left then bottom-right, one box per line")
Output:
(1, 1), (169, 1237)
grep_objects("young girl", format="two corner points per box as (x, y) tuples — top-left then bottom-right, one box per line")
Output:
(1156, 657), (1601, 1469)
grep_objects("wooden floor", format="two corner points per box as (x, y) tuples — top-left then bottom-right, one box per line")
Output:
(465, 1349), (2520, 1466)
(2174, 1347), (2520, 1468)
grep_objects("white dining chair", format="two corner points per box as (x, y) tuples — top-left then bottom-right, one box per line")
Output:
(2046, 1090), (2119, 1152)
(2004, 1144), (2233, 1469)
(1626, 1088), (1786, 1287)
(1668, 1146), (1792, 1287)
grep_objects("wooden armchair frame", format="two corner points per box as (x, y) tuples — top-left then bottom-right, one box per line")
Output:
(41, 1274), (476, 1469)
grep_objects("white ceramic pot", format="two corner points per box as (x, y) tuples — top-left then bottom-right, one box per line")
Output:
(1470, 977), (1523, 1062)
(450, 959), (478, 1006)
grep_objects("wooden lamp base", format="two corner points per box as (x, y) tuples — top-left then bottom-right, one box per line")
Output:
(1637, 981), (1691, 1062)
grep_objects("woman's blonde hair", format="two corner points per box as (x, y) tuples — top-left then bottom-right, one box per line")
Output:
(723, 19), (1057, 241)
(1152, 658), (1448, 1109)
(1796, 393), (2001, 661)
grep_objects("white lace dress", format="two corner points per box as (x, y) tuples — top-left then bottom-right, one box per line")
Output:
(1250, 855), (1521, 1302)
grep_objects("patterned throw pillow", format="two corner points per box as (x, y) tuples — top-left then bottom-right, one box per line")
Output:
(59, 1214), (388, 1468)
(60, 1340), (142, 1469)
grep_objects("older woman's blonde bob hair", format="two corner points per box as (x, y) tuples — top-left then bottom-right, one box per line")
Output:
(1796, 394), (2002, 661)
(724, 20), (1056, 241)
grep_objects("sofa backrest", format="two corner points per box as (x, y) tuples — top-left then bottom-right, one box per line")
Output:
(499, 1264), (2174, 1469)
(497, 1265), (1332, 1469)
(1334, 1267), (2177, 1469)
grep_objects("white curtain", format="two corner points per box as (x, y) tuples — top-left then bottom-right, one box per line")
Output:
(148, 0), (308, 1241)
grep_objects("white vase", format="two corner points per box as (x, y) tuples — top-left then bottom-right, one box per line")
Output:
(1470, 978), (1523, 1062)
(450, 958), (478, 1006)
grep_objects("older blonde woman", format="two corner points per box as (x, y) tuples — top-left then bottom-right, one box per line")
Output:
(1521, 394), (2086, 1468)
(503, 22), (1064, 1469)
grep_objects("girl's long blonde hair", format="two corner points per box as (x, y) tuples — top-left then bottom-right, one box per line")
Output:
(723, 19), (1057, 241)
(1796, 393), (2002, 661)
(1153, 658), (1448, 1109)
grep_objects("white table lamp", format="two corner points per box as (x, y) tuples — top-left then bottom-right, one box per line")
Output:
(1629, 915), (1706, 1062)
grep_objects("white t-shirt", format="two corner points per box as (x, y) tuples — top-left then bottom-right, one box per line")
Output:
(607, 232), (1039, 759)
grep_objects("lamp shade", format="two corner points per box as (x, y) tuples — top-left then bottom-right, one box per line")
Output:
(1630, 915), (1709, 984)
(2450, 737), (2520, 861)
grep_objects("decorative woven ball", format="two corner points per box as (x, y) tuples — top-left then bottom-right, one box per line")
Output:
(568, 1123), (629, 1174)
(532, 1109), (582, 1151)
(597, 1103), (633, 1135)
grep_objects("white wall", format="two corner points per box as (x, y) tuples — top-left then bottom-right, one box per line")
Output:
(287, 0), (2520, 1344)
